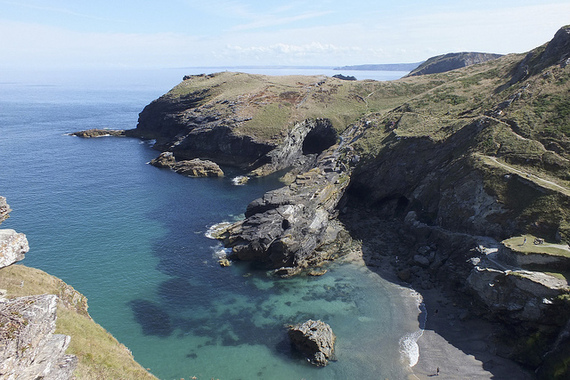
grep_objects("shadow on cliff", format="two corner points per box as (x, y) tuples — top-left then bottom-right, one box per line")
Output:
(338, 197), (535, 379)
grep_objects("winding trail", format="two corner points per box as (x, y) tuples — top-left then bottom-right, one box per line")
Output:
(478, 154), (570, 197)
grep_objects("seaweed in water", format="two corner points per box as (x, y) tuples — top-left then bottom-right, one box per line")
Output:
(129, 299), (174, 337)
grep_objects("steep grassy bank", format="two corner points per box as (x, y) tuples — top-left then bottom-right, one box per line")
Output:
(0, 265), (157, 379)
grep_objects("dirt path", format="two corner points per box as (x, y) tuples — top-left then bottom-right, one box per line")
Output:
(481, 155), (570, 197)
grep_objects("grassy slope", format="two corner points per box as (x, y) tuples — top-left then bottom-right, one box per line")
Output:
(173, 52), (570, 243)
(168, 72), (445, 142)
(0, 264), (156, 380)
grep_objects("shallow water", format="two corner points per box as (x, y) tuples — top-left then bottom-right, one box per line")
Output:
(0, 68), (421, 379)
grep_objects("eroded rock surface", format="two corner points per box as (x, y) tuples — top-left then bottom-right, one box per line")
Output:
(0, 229), (29, 268)
(0, 295), (77, 379)
(288, 320), (336, 366)
(150, 152), (224, 177)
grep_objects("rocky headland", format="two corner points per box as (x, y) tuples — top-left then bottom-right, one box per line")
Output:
(71, 26), (570, 378)
(406, 52), (503, 77)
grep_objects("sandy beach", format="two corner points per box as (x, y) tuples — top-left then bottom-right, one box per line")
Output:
(408, 288), (534, 380)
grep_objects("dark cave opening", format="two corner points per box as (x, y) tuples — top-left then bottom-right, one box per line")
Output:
(302, 120), (338, 155)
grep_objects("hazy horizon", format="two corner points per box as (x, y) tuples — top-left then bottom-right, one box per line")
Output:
(1, 1), (569, 71)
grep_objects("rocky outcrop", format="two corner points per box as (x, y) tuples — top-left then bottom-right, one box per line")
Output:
(0, 197), (77, 379)
(467, 266), (569, 322)
(0, 198), (28, 268)
(71, 129), (126, 138)
(0, 229), (29, 268)
(0, 197), (11, 223)
(219, 124), (360, 274)
(506, 25), (570, 85)
(150, 152), (224, 177)
(0, 295), (77, 379)
(132, 79), (275, 169)
(288, 320), (336, 366)
(407, 52), (502, 76)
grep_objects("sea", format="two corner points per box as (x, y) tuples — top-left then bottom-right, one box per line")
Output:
(0, 66), (423, 379)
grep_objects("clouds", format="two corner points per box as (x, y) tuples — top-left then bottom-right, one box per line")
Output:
(1, 0), (569, 69)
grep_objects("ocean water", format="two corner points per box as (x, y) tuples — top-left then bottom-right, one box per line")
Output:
(0, 68), (422, 379)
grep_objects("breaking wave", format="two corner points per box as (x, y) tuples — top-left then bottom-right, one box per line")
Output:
(399, 296), (427, 368)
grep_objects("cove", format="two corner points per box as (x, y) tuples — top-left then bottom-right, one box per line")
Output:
(0, 68), (421, 379)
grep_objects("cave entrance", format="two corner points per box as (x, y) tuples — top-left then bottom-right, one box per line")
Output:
(302, 120), (338, 155)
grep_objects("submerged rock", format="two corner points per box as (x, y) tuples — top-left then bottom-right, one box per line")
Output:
(288, 319), (336, 366)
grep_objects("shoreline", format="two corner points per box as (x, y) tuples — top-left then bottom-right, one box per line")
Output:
(409, 287), (534, 379)
(341, 237), (534, 380)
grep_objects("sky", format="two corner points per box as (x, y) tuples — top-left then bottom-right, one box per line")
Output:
(1, 0), (569, 70)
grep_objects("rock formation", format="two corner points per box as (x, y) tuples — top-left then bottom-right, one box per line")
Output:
(71, 128), (126, 138)
(288, 320), (336, 366)
(0, 198), (77, 379)
(0, 295), (77, 379)
(0, 197), (11, 224)
(406, 52), (503, 76)
(0, 229), (29, 268)
(150, 151), (224, 177)
(219, 123), (360, 275)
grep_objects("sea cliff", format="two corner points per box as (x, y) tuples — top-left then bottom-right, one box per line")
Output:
(128, 25), (570, 378)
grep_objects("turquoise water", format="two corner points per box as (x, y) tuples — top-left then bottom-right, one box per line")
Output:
(0, 69), (420, 379)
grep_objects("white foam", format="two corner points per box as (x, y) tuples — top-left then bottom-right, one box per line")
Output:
(212, 246), (230, 261)
(399, 292), (427, 368)
(205, 222), (232, 239)
(399, 330), (423, 367)
(231, 176), (249, 186)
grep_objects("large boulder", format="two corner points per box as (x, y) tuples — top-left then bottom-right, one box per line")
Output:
(288, 320), (336, 366)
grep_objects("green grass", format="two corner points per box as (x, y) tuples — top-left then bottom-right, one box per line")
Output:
(503, 235), (570, 258)
(0, 265), (156, 380)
